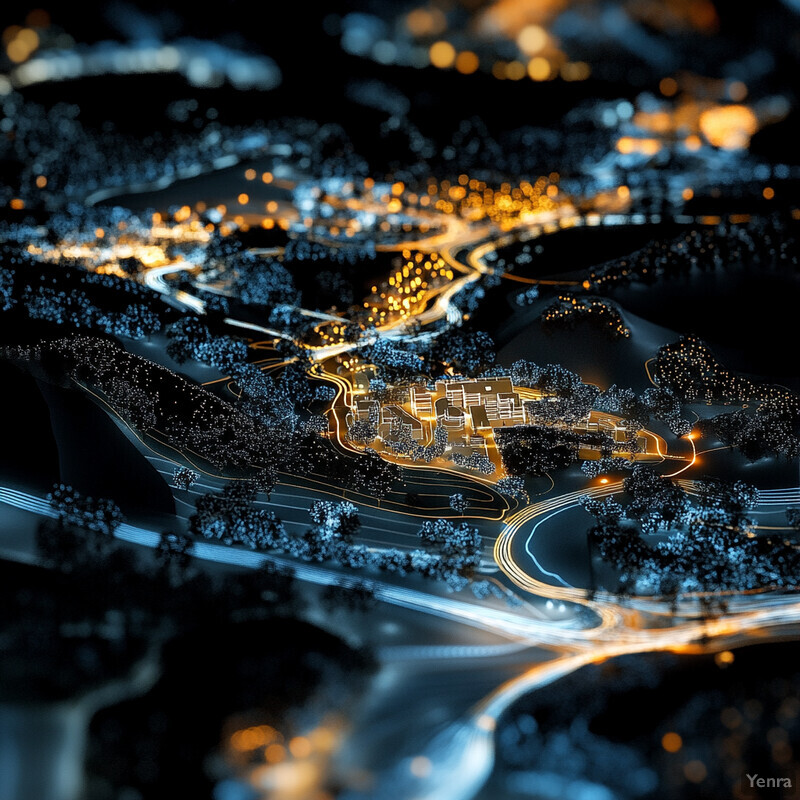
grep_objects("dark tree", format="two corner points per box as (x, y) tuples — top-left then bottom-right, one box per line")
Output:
(449, 492), (467, 515)
(172, 467), (199, 492)
(344, 450), (399, 501)
(47, 484), (124, 537)
(430, 329), (496, 377)
(496, 425), (580, 476)
(155, 531), (195, 586)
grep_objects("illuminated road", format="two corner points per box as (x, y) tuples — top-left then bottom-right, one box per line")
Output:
(0, 485), (591, 643)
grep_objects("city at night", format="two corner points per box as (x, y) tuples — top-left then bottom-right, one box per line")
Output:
(1, 2), (800, 799)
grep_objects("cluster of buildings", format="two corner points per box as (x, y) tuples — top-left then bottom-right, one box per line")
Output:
(351, 377), (527, 460)
(349, 375), (643, 463)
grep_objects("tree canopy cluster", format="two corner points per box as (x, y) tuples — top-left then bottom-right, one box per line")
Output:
(189, 486), (481, 591)
(581, 469), (798, 595)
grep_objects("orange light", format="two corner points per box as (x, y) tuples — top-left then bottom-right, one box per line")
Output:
(455, 51), (479, 75)
(406, 8), (445, 37)
(517, 25), (547, 55)
(265, 743), (286, 763)
(18, 28), (38, 50)
(561, 62), (590, 81)
(35, 175), (47, 188)
(640, 139), (661, 156)
(728, 80), (747, 102)
(684, 135), (702, 151)
(7, 38), (31, 63)
(682, 187), (694, 201)
(684, 760), (707, 783)
(599, 477), (609, 485)
(527, 56), (550, 81)
(238, 193), (249, 205)
(289, 736), (312, 758)
(26, 10), (50, 28)
(429, 41), (456, 69)
(2, 25), (21, 45)
(492, 61), (506, 80)
(616, 137), (634, 154)
(763, 186), (775, 200)
(662, 732), (683, 753)
(506, 60), (526, 81)
(9, 198), (24, 210)
(715, 650), (735, 666)
(230, 725), (279, 752)
(699, 105), (758, 150)
(659, 77), (678, 97)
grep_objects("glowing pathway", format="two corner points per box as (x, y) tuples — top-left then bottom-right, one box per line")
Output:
(0, 486), (591, 646)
